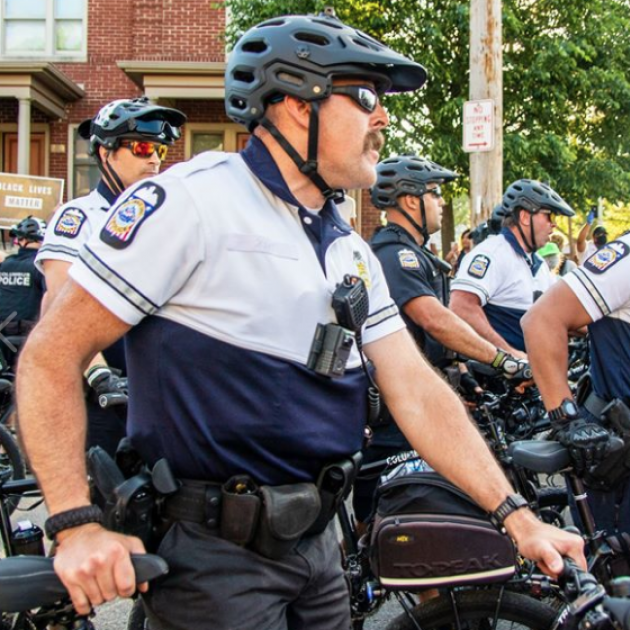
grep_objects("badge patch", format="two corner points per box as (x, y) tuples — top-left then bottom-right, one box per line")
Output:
(468, 254), (491, 278)
(353, 251), (372, 288)
(584, 241), (629, 274)
(54, 207), (87, 239)
(398, 249), (420, 269)
(100, 183), (165, 249)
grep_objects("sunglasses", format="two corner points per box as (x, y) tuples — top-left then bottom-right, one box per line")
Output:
(330, 85), (380, 113)
(425, 185), (443, 199)
(119, 140), (168, 160)
(133, 118), (182, 140)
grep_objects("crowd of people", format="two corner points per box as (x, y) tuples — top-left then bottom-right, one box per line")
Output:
(0, 9), (625, 630)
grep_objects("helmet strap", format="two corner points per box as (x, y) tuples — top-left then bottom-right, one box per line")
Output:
(394, 200), (429, 245)
(98, 151), (126, 197)
(514, 211), (537, 253)
(260, 103), (344, 202)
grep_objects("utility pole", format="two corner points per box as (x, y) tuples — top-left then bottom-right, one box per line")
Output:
(468, 0), (503, 223)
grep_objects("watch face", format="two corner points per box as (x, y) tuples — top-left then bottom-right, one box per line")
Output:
(563, 400), (578, 417)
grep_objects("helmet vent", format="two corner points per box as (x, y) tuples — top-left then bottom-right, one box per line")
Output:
(312, 18), (343, 30)
(233, 69), (255, 84)
(276, 71), (305, 87)
(294, 32), (330, 46)
(242, 39), (268, 54)
(351, 36), (371, 50)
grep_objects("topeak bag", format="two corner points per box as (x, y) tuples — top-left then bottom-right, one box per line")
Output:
(369, 469), (517, 590)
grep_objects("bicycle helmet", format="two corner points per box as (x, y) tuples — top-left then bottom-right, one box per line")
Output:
(501, 179), (574, 218)
(501, 179), (574, 253)
(225, 12), (427, 201)
(371, 156), (458, 209)
(371, 155), (457, 244)
(226, 13), (427, 130)
(77, 97), (186, 197)
(9, 216), (46, 243)
(488, 204), (506, 235)
(78, 97), (186, 156)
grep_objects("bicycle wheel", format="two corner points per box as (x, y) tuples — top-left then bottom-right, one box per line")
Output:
(0, 422), (26, 514)
(385, 587), (558, 630)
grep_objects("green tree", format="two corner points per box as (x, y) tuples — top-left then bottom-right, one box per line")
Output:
(224, 0), (630, 236)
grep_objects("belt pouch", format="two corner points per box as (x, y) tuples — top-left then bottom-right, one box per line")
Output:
(252, 483), (321, 560)
(604, 399), (630, 436)
(220, 475), (261, 546)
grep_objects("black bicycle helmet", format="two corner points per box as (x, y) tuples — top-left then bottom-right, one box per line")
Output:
(78, 97), (187, 156)
(501, 179), (574, 218)
(488, 204), (506, 234)
(371, 156), (458, 209)
(225, 13), (427, 130)
(9, 216), (46, 243)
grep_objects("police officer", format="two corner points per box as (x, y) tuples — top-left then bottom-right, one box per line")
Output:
(522, 236), (628, 534)
(0, 216), (46, 365)
(17, 13), (584, 630)
(354, 155), (529, 524)
(36, 97), (186, 456)
(451, 179), (575, 357)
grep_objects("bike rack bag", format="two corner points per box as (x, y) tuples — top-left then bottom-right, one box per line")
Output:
(369, 468), (517, 590)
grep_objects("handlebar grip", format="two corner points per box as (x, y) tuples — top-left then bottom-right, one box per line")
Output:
(98, 392), (129, 409)
(0, 553), (168, 613)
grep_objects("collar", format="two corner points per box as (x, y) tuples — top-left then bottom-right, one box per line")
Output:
(97, 179), (120, 207)
(501, 227), (543, 276)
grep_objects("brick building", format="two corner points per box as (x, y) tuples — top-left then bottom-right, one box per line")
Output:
(0, 0), (378, 239)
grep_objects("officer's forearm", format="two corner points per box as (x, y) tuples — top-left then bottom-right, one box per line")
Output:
(406, 297), (496, 363)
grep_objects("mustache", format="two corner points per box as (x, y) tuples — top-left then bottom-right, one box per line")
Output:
(364, 131), (385, 153)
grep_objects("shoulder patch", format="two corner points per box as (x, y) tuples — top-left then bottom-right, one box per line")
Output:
(584, 241), (629, 274)
(54, 207), (87, 239)
(468, 254), (491, 279)
(398, 248), (420, 269)
(100, 183), (165, 249)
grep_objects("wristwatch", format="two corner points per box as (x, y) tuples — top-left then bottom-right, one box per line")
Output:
(490, 494), (528, 530)
(548, 398), (580, 424)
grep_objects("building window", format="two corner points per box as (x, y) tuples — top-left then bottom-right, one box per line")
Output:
(2, 0), (86, 58)
(187, 124), (249, 158)
(73, 131), (98, 198)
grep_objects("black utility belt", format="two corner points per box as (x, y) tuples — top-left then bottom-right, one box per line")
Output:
(162, 454), (361, 561)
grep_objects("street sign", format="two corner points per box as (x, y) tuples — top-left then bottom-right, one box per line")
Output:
(0, 173), (64, 228)
(463, 99), (494, 153)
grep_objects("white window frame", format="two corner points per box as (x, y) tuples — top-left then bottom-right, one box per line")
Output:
(0, 0), (87, 61)
(68, 123), (98, 199)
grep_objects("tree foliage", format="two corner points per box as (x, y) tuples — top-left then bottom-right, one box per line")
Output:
(224, 0), (630, 230)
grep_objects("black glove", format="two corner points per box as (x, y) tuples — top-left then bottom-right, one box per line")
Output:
(86, 365), (128, 398)
(492, 350), (532, 381)
(551, 417), (611, 476)
(459, 371), (482, 396)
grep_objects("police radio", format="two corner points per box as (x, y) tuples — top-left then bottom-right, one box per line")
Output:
(307, 275), (369, 378)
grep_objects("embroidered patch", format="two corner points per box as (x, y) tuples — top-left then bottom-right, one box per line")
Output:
(100, 183), (165, 249)
(584, 241), (629, 274)
(398, 249), (420, 269)
(353, 251), (372, 288)
(468, 254), (491, 278)
(54, 207), (87, 239)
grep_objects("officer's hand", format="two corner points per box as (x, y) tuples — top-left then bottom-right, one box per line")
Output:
(492, 350), (532, 381)
(86, 365), (127, 398)
(551, 417), (610, 476)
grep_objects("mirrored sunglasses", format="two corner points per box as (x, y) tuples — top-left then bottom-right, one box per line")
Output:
(119, 140), (168, 160)
(330, 85), (379, 113)
(425, 185), (443, 199)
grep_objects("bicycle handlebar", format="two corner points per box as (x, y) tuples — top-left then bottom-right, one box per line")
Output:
(555, 559), (630, 630)
(98, 391), (129, 409)
(0, 554), (168, 613)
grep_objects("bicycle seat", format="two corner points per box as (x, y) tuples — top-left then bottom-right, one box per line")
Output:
(509, 440), (570, 474)
(0, 554), (168, 612)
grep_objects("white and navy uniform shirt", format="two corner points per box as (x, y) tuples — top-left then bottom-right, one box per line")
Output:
(452, 228), (554, 352)
(69, 137), (404, 485)
(36, 181), (117, 271)
(563, 233), (630, 404)
(37, 181), (126, 372)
